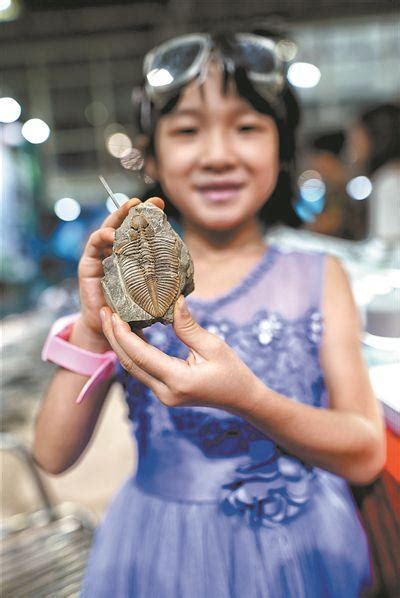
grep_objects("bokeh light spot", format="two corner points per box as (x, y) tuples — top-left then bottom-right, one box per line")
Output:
(346, 176), (372, 200)
(106, 132), (132, 158)
(21, 118), (50, 144)
(0, 97), (21, 123)
(54, 197), (81, 221)
(288, 62), (321, 88)
(106, 192), (129, 213)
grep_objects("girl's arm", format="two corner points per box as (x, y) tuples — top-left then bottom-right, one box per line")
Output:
(32, 317), (115, 475)
(240, 256), (385, 484)
(33, 196), (165, 475)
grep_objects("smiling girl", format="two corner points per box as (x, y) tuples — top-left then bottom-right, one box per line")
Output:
(34, 31), (384, 598)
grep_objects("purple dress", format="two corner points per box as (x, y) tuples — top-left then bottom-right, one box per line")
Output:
(81, 245), (372, 597)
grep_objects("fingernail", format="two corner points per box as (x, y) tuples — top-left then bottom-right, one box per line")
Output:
(111, 312), (120, 326)
(100, 308), (106, 322)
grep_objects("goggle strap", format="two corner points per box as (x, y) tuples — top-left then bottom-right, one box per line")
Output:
(140, 95), (152, 135)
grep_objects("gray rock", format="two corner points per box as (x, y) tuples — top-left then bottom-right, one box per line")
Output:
(101, 203), (194, 329)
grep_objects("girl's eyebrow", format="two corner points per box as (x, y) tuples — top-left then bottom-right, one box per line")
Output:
(170, 105), (257, 118)
(169, 108), (201, 118)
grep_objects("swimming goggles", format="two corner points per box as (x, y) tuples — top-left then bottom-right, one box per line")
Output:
(142, 33), (286, 111)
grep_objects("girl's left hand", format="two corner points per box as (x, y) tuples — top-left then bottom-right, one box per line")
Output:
(100, 296), (260, 415)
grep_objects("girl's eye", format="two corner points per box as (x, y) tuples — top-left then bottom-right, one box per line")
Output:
(239, 124), (259, 132)
(175, 128), (198, 135)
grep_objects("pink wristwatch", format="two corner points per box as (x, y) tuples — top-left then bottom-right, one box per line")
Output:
(41, 312), (118, 404)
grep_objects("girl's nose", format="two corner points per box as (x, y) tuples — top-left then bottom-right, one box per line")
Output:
(198, 129), (238, 171)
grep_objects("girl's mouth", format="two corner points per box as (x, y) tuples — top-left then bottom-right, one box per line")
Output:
(197, 184), (243, 202)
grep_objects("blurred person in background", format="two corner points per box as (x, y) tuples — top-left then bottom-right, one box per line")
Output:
(347, 103), (400, 243)
(346, 102), (400, 598)
(305, 130), (368, 240)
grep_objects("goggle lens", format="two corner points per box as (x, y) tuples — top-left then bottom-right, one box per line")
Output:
(235, 39), (276, 75)
(147, 40), (204, 88)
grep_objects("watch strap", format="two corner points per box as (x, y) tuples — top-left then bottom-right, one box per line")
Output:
(41, 312), (118, 404)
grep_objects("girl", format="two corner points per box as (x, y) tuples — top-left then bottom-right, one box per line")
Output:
(34, 31), (385, 598)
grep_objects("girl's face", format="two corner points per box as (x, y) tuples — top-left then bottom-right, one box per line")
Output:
(145, 61), (280, 232)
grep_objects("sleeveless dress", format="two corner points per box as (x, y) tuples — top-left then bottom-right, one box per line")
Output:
(81, 244), (372, 598)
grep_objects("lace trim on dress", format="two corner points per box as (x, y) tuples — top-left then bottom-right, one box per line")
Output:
(187, 244), (278, 311)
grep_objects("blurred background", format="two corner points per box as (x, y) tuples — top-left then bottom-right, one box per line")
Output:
(1, 0), (399, 317)
(1, 1), (399, 594)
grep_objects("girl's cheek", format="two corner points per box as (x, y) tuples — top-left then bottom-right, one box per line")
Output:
(158, 151), (188, 177)
(241, 147), (276, 170)
(171, 147), (200, 172)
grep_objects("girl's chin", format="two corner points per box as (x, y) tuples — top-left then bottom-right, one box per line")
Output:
(193, 212), (248, 232)
(179, 200), (258, 232)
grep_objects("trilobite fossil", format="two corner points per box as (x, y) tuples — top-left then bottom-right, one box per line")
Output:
(101, 203), (194, 329)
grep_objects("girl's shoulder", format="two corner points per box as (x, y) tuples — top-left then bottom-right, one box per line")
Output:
(271, 244), (348, 306)
(249, 243), (330, 320)
(270, 242), (327, 259)
(269, 243), (328, 280)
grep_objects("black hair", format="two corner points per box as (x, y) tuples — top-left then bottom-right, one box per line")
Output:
(359, 103), (400, 175)
(311, 130), (346, 157)
(135, 31), (302, 229)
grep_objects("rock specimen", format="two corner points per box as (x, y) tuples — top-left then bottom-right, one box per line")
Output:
(101, 203), (194, 329)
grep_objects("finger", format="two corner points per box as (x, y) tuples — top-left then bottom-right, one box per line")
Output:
(173, 296), (222, 359)
(102, 247), (114, 258)
(100, 196), (164, 230)
(100, 308), (163, 390)
(84, 196), (166, 260)
(110, 311), (185, 383)
(83, 227), (116, 260)
(144, 196), (165, 210)
(100, 197), (142, 230)
(131, 328), (149, 343)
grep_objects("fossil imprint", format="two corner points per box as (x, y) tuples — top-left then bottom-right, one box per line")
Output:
(101, 203), (194, 329)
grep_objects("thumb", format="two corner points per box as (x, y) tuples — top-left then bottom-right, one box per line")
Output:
(173, 296), (219, 357)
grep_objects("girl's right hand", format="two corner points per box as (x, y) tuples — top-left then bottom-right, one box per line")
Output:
(77, 196), (165, 341)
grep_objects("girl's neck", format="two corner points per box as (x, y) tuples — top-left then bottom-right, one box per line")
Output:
(182, 217), (267, 262)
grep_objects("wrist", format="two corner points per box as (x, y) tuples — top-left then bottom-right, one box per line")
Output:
(71, 316), (111, 353)
(42, 312), (117, 404)
(225, 372), (267, 419)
